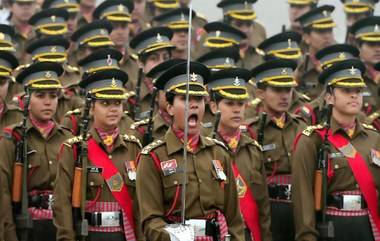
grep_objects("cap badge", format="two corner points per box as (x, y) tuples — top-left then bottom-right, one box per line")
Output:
(190, 73), (198, 82)
(107, 54), (113, 66)
(111, 78), (117, 88)
(51, 46), (57, 52)
(100, 29), (107, 35)
(234, 77), (240, 86)
(287, 38), (292, 49)
(0, 32), (5, 40)
(216, 30), (221, 37)
(118, 4), (124, 12)
(156, 33), (163, 43)
(281, 68), (288, 75)
(225, 57), (231, 65)
(375, 24), (380, 33)
(322, 10), (328, 17)
(180, 13), (186, 21)
(51, 15), (56, 23)
(45, 71), (52, 78)
(349, 67), (356, 75)
(338, 52), (346, 59)
(244, 1), (249, 9)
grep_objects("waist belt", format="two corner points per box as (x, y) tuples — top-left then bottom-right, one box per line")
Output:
(268, 183), (292, 200)
(28, 193), (54, 210)
(85, 211), (123, 227)
(327, 194), (367, 211)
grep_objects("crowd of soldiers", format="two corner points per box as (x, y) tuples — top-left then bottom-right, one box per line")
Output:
(0, 0), (380, 240)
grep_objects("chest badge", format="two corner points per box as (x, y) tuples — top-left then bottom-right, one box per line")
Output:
(161, 159), (177, 176)
(212, 160), (227, 181)
(125, 160), (137, 181)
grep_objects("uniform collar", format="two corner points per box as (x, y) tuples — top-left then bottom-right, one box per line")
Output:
(329, 116), (365, 139)
(89, 127), (128, 151)
(153, 112), (170, 132)
(25, 118), (62, 139)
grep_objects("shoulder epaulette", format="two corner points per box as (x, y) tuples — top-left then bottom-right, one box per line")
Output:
(196, 12), (207, 23)
(15, 64), (29, 72)
(255, 47), (265, 56)
(65, 108), (81, 116)
(205, 137), (228, 150)
(122, 134), (142, 148)
(250, 98), (261, 107)
(362, 123), (377, 131)
(367, 112), (380, 123)
(65, 64), (79, 73)
(63, 136), (82, 147)
(126, 91), (135, 99)
(130, 118), (149, 130)
(141, 139), (165, 155)
(300, 94), (311, 102)
(302, 124), (324, 136)
(249, 139), (262, 151)
(201, 122), (213, 128)
(3, 123), (22, 141)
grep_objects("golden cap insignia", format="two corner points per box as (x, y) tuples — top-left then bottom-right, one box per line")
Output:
(216, 30), (221, 37)
(156, 33), (163, 43)
(281, 68), (288, 75)
(234, 77), (240, 86)
(180, 13), (186, 21)
(100, 29), (107, 35)
(349, 66), (356, 75)
(118, 4), (124, 12)
(287, 38), (292, 49)
(51, 46), (57, 53)
(107, 54), (113, 66)
(322, 10), (328, 17)
(375, 24), (380, 33)
(45, 71), (52, 78)
(0, 32), (4, 40)
(111, 78), (117, 88)
(190, 73), (198, 82)
(338, 52), (346, 59)
(51, 15), (56, 23)
(64, 0), (69, 3)
(225, 57), (231, 65)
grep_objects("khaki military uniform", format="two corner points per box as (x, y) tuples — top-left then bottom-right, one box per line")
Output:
(0, 171), (4, 241)
(292, 118), (380, 241)
(130, 113), (169, 143)
(295, 55), (323, 100)
(238, 46), (264, 71)
(131, 79), (154, 120)
(214, 131), (272, 241)
(246, 112), (306, 241)
(10, 21), (35, 64)
(0, 120), (72, 241)
(53, 128), (143, 241)
(120, 54), (139, 92)
(136, 128), (245, 241)
(362, 75), (380, 115)
(55, 94), (84, 123)
(366, 110), (380, 131)
(0, 103), (23, 136)
(249, 21), (266, 47)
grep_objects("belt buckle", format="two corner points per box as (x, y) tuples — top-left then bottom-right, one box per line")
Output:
(284, 184), (292, 200)
(343, 195), (362, 211)
(185, 219), (206, 237)
(41, 194), (54, 210)
(100, 211), (121, 227)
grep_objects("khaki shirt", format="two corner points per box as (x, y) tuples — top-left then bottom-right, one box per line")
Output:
(131, 113), (170, 144)
(120, 54), (139, 92)
(214, 132), (272, 241)
(363, 76), (380, 115)
(55, 95), (84, 123)
(249, 21), (267, 47)
(295, 56), (323, 100)
(136, 128), (245, 241)
(0, 103), (23, 136)
(0, 120), (72, 241)
(246, 113), (307, 175)
(292, 117), (380, 241)
(53, 128), (142, 241)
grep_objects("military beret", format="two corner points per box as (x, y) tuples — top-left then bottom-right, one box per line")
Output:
(251, 59), (298, 88)
(16, 62), (63, 90)
(319, 59), (366, 88)
(203, 21), (246, 48)
(155, 61), (210, 96)
(258, 31), (302, 60)
(296, 5), (336, 29)
(93, 0), (134, 22)
(196, 46), (240, 70)
(71, 20), (114, 47)
(217, 0), (257, 21)
(29, 8), (69, 36)
(208, 67), (251, 100)
(26, 36), (69, 63)
(315, 44), (359, 69)
(79, 69), (128, 99)
(129, 27), (175, 56)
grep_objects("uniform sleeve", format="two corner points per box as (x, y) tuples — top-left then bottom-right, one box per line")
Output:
(291, 134), (319, 241)
(53, 144), (76, 241)
(0, 138), (18, 241)
(222, 153), (245, 241)
(136, 153), (171, 241)
(257, 153), (272, 241)
(0, 167), (5, 241)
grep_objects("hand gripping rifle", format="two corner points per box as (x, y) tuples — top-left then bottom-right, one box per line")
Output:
(72, 94), (91, 240)
(143, 87), (158, 146)
(314, 104), (334, 240)
(134, 68), (144, 121)
(12, 90), (32, 241)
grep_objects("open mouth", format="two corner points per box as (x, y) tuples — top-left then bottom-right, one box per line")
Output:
(188, 113), (198, 128)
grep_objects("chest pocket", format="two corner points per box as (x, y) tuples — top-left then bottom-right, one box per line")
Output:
(262, 143), (282, 163)
(250, 170), (263, 185)
(27, 151), (40, 169)
(87, 173), (105, 187)
(330, 155), (349, 171)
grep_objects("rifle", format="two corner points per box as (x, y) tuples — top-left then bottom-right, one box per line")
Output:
(143, 87), (158, 146)
(314, 104), (334, 240)
(212, 111), (221, 139)
(257, 112), (267, 146)
(12, 90), (32, 241)
(134, 68), (144, 121)
(72, 94), (91, 240)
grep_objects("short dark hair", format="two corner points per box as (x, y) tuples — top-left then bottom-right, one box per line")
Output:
(165, 91), (176, 105)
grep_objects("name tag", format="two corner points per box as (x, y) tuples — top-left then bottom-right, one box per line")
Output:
(88, 166), (103, 173)
(125, 161), (137, 181)
(161, 159), (177, 176)
(262, 143), (276, 152)
(363, 91), (371, 97)
(329, 152), (343, 159)
(212, 160), (226, 181)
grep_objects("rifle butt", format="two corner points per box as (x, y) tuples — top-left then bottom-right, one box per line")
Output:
(12, 162), (23, 203)
(314, 170), (323, 211)
(71, 167), (82, 208)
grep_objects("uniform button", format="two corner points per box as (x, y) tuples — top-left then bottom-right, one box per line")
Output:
(28, 164), (32, 168)
(287, 152), (291, 157)
(49, 161), (53, 165)
(364, 103), (369, 107)
(174, 180), (178, 185)
(199, 179), (202, 183)
(50, 181), (55, 186)
(108, 155), (112, 159)
(267, 158), (272, 162)
(355, 184), (359, 188)
(89, 181), (95, 186)
(334, 164), (339, 169)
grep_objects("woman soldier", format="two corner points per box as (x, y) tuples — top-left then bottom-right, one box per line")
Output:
(0, 62), (72, 241)
(136, 62), (244, 241)
(53, 69), (143, 241)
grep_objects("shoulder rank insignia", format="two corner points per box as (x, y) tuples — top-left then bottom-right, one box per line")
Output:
(250, 97), (261, 107)
(362, 123), (377, 131)
(65, 108), (81, 116)
(201, 122), (213, 128)
(122, 134), (142, 148)
(300, 94), (311, 102)
(130, 118), (149, 130)
(63, 136), (82, 147)
(205, 137), (228, 150)
(368, 112), (380, 122)
(302, 124), (324, 137)
(250, 139), (262, 151)
(141, 139), (165, 155)
(125, 91), (135, 99)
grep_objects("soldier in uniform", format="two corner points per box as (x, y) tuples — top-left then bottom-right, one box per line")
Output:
(28, 7), (69, 38)
(217, 0), (266, 69)
(130, 0), (150, 38)
(295, 5), (336, 100)
(129, 26), (175, 120)
(0, 61), (72, 241)
(246, 59), (307, 241)
(286, 0), (317, 34)
(136, 61), (245, 241)
(76, 0), (96, 27)
(351, 16), (380, 114)
(292, 59), (380, 241)
(296, 43), (360, 125)
(206, 67), (272, 241)
(341, 0), (378, 45)
(93, 0), (139, 87)
(54, 69), (143, 241)
(0, 51), (22, 135)
(145, 0), (179, 23)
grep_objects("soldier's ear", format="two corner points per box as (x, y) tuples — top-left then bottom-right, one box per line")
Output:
(167, 102), (174, 117)
(209, 101), (218, 115)
(255, 88), (265, 100)
(303, 33), (310, 45)
(324, 91), (334, 105)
